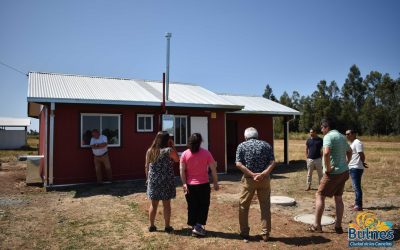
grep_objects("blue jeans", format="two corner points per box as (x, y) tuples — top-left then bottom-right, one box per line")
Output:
(349, 168), (364, 208)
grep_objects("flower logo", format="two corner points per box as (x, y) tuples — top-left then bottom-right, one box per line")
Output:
(349, 211), (393, 231)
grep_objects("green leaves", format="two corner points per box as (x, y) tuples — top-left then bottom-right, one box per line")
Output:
(264, 65), (400, 135)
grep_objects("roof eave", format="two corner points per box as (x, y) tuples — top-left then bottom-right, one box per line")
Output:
(227, 110), (300, 116)
(166, 102), (244, 110)
(27, 97), (161, 107)
(27, 98), (244, 111)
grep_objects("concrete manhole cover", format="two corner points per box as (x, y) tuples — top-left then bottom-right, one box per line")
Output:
(271, 196), (296, 206)
(0, 198), (25, 206)
(294, 214), (335, 225)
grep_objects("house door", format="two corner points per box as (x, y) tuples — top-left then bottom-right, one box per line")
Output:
(226, 120), (238, 164)
(190, 116), (208, 149)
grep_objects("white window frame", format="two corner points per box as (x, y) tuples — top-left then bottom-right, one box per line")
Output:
(174, 115), (188, 146)
(80, 113), (121, 148)
(136, 114), (154, 132)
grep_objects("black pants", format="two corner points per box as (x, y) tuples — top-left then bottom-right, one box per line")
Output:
(185, 183), (211, 226)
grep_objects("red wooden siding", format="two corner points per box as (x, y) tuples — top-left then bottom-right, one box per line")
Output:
(226, 113), (274, 145)
(226, 113), (274, 164)
(50, 104), (227, 184)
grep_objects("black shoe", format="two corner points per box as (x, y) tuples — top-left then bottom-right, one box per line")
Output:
(240, 234), (250, 243)
(165, 226), (174, 233)
(261, 233), (270, 242)
(352, 206), (363, 211)
(148, 225), (157, 232)
(335, 227), (344, 234)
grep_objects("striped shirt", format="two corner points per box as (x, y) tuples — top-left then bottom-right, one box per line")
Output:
(323, 130), (351, 174)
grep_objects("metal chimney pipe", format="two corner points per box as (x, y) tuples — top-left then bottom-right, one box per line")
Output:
(165, 32), (172, 101)
(162, 72), (166, 114)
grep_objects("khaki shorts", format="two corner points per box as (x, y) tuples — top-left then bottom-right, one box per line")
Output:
(317, 171), (349, 197)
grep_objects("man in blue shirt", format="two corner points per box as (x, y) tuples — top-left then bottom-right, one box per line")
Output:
(305, 128), (323, 191)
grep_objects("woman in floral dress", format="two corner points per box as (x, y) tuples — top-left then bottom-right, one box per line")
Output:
(145, 131), (179, 233)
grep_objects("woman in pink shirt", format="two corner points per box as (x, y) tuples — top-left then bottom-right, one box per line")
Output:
(180, 133), (219, 236)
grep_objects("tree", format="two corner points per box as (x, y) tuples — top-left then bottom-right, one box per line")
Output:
(279, 91), (292, 106)
(261, 66), (400, 135)
(298, 96), (314, 132)
(262, 84), (277, 101)
(289, 91), (301, 131)
(311, 80), (330, 128)
(375, 74), (398, 134)
(340, 65), (366, 132)
(342, 65), (366, 112)
(28, 129), (39, 135)
(359, 71), (382, 134)
(393, 76), (400, 134)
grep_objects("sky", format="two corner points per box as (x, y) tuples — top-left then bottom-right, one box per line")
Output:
(1, 0), (399, 131)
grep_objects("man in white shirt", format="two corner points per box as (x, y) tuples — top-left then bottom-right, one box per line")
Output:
(90, 129), (112, 183)
(346, 129), (367, 211)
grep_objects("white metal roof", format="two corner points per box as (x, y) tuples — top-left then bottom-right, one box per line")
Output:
(144, 81), (241, 108)
(219, 94), (300, 115)
(27, 72), (300, 116)
(28, 72), (160, 106)
(0, 117), (31, 127)
(28, 72), (242, 109)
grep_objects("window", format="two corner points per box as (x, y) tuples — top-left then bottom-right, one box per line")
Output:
(81, 114), (121, 147)
(137, 114), (154, 132)
(174, 116), (187, 146)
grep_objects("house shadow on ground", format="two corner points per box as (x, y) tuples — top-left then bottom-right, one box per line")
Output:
(364, 205), (400, 211)
(224, 160), (307, 181)
(273, 160), (307, 174)
(48, 160), (307, 199)
(174, 227), (331, 246)
(174, 227), (241, 240)
(269, 235), (331, 246)
(47, 179), (148, 198)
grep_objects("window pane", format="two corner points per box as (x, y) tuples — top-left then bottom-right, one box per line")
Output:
(175, 117), (181, 144)
(102, 116), (119, 145)
(181, 118), (186, 145)
(145, 117), (152, 130)
(82, 116), (100, 145)
(138, 117), (145, 130)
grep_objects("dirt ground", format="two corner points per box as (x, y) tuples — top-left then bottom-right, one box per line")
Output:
(0, 140), (399, 249)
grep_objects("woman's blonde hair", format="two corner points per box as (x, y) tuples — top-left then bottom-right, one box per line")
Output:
(146, 131), (170, 164)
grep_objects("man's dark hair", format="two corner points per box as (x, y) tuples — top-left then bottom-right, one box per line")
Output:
(188, 133), (202, 153)
(320, 118), (336, 129)
(92, 129), (99, 133)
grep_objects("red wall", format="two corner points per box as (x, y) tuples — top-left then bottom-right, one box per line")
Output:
(227, 113), (274, 147)
(51, 104), (227, 184)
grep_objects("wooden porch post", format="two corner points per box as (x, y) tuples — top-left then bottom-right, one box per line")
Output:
(283, 116), (289, 165)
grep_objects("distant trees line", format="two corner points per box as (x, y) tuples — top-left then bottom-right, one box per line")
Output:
(264, 65), (400, 135)
(28, 129), (39, 135)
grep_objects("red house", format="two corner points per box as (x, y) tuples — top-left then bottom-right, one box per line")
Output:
(27, 72), (299, 186)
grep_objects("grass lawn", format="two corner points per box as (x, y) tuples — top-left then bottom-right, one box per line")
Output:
(0, 138), (398, 249)
(0, 135), (38, 163)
